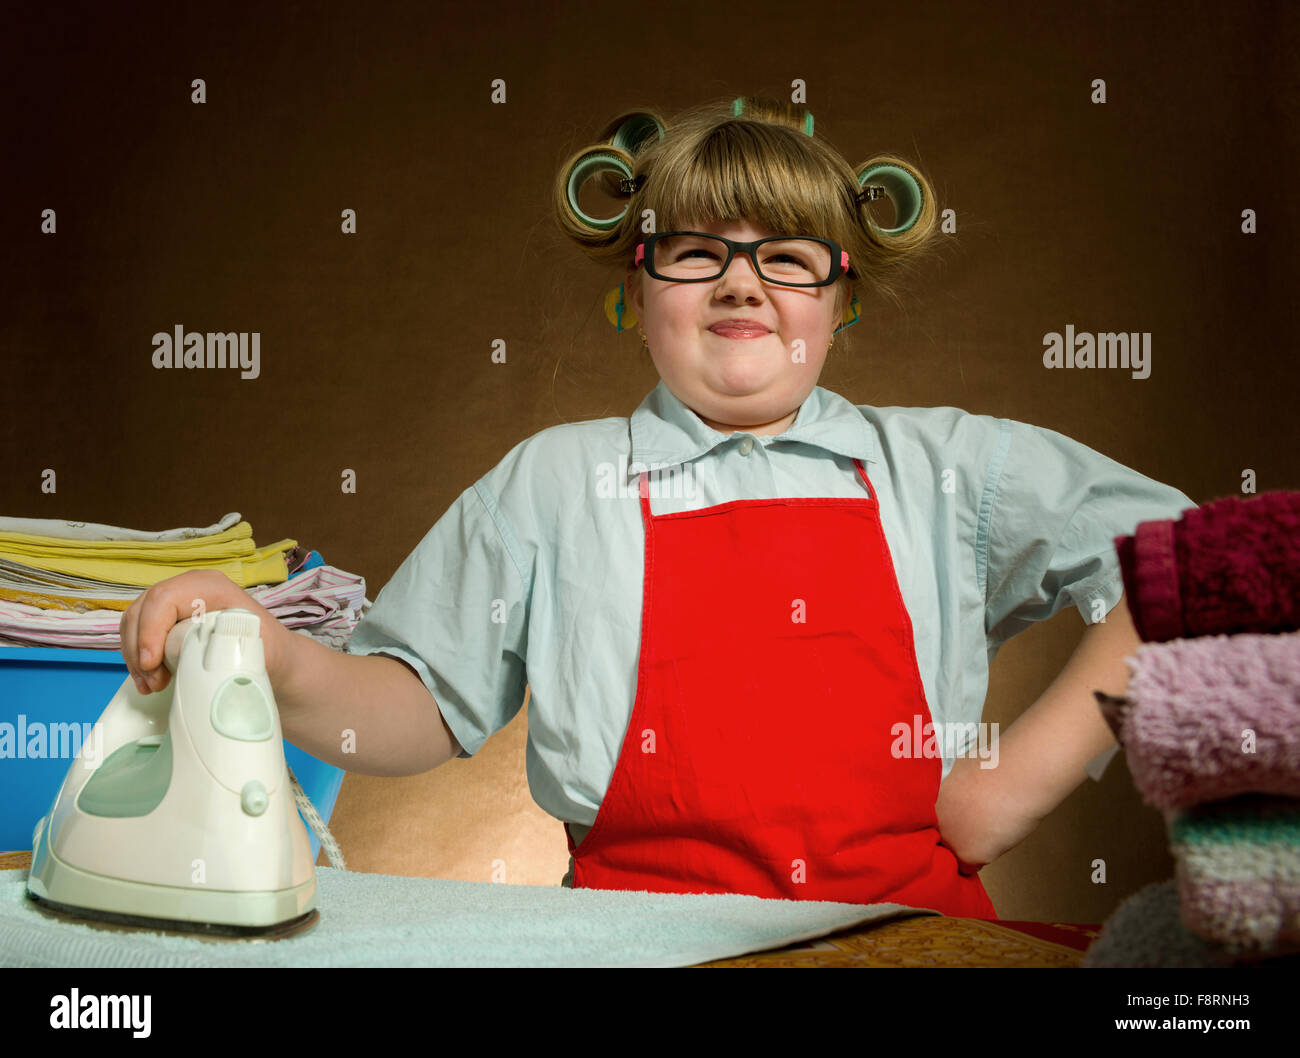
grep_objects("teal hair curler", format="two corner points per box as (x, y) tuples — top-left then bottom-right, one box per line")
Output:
(566, 150), (636, 231)
(732, 96), (814, 137)
(565, 114), (665, 231)
(604, 112), (664, 157)
(857, 163), (923, 236)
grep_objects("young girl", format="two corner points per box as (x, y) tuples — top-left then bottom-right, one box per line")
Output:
(120, 97), (1195, 920)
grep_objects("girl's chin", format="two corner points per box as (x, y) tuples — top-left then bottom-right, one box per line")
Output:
(702, 366), (784, 399)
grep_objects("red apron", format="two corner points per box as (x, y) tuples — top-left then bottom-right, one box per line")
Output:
(566, 457), (997, 918)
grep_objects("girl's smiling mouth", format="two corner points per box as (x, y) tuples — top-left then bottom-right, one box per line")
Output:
(708, 318), (772, 339)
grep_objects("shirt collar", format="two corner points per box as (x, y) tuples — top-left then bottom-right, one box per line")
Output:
(629, 378), (877, 471)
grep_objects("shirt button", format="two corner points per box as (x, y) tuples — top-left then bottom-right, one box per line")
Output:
(738, 436), (754, 456)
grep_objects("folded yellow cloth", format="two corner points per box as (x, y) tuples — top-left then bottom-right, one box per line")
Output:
(0, 520), (257, 561)
(0, 519), (297, 612)
(0, 540), (294, 588)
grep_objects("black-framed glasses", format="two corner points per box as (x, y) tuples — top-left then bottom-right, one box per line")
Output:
(634, 232), (850, 288)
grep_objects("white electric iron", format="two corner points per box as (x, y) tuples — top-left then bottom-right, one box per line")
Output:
(27, 608), (326, 940)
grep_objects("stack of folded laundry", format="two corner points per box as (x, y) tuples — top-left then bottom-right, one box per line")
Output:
(0, 512), (369, 652)
(1083, 490), (1300, 967)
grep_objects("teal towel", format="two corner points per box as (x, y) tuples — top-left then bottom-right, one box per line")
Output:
(0, 867), (936, 967)
(1166, 796), (1300, 951)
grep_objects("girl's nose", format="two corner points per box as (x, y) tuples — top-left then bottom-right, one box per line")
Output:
(727, 252), (760, 277)
(716, 252), (764, 294)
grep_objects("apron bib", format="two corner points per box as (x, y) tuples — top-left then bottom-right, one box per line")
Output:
(566, 457), (997, 918)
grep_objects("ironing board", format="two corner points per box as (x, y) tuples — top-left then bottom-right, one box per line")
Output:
(0, 850), (1093, 967)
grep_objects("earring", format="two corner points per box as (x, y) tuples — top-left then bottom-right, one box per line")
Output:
(639, 330), (649, 349)
(605, 283), (639, 332)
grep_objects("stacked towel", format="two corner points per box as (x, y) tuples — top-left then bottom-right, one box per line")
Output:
(1115, 491), (1300, 643)
(1106, 633), (1300, 810)
(1081, 879), (1291, 968)
(1166, 796), (1300, 951)
(1094, 490), (1300, 961)
(0, 513), (370, 652)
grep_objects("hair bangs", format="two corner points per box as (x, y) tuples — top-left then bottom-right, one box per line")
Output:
(654, 121), (847, 243)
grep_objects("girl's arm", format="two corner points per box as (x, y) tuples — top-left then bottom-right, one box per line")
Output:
(275, 632), (463, 778)
(935, 593), (1142, 872)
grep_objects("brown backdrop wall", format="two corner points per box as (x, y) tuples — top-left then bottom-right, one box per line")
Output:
(3, 0), (1296, 923)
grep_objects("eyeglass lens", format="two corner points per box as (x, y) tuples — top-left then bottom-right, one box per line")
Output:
(651, 235), (832, 285)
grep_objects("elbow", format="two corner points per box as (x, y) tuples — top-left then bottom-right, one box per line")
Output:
(935, 801), (991, 874)
(935, 762), (1014, 873)
(940, 830), (993, 876)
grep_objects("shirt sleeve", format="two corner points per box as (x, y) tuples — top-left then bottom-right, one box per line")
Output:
(345, 479), (530, 760)
(982, 418), (1196, 652)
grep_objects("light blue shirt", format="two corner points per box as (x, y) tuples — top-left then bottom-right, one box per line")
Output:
(347, 379), (1196, 832)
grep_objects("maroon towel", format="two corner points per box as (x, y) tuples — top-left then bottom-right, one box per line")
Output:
(1115, 491), (1300, 642)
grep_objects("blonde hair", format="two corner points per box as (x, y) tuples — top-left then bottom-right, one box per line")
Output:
(553, 96), (942, 319)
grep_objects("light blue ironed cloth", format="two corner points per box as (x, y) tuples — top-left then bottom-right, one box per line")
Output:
(0, 867), (936, 968)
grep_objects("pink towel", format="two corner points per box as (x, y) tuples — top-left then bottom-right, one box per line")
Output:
(1114, 490), (1300, 643)
(1095, 631), (1300, 811)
